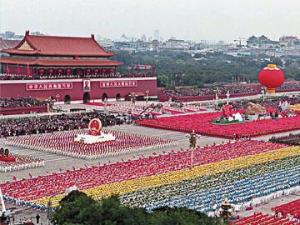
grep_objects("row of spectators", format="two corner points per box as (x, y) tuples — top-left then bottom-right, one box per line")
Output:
(164, 85), (258, 97)
(228, 96), (300, 112)
(163, 81), (300, 101)
(0, 111), (130, 137)
(270, 133), (300, 146)
(0, 73), (154, 80)
(0, 97), (47, 108)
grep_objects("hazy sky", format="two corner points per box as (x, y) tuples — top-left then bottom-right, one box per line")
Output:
(0, 0), (300, 42)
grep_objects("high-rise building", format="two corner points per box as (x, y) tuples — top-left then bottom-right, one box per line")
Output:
(154, 29), (160, 41)
(141, 34), (147, 42)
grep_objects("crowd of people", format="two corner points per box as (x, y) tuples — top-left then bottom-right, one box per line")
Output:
(1, 86), (300, 220)
(118, 142), (295, 209)
(163, 84), (259, 100)
(93, 101), (206, 119)
(0, 97), (47, 108)
(0, 72), (154, 81)
(120, 155), (300, 213)
(0, 111), (129, 137)
(0, 140), (291, 208)
(137, 111), (300, 138)
(140, 164), (300, 215)
(162, 81), (300, 102)
(228, 96), (300, 112)
(231, 211), (299, 225)
(272, 199), (300, 221)
(6, 129), (174, 159)
(270, 133), (300, 146)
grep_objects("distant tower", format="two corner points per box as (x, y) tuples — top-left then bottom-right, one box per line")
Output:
(154, 29), (160, 41)
(141, 34), (147, 42)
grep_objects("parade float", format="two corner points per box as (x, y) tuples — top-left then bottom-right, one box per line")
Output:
(74, 118), (115, 144)
(212, 101), (287, 125)
(212, 104), (244, 125)
(290, 104), (300, 114)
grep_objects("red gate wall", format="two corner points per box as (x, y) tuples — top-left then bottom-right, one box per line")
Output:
(0, 78), (158, 101)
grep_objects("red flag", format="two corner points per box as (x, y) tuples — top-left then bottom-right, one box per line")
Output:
(12, 176), (16, 181)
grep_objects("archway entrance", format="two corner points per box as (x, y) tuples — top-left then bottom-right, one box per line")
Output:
(102, 93), (108, 102)
(64, 95), (71, 104)
(116, 93), (121, 101)
(83, 92), (91, 103)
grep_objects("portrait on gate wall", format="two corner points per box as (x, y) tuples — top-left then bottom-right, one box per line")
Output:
(83, 80), (91, 92)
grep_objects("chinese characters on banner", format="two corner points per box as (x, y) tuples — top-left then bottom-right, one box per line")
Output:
(100, 80), (138, 88)
(26, 82), (73, 91)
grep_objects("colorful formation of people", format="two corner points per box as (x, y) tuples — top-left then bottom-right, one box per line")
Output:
(137, 111), (300, 138)
(6, 130), (174, 159)
(2, 140), (299, 212)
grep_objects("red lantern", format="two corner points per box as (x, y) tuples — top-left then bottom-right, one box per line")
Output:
(258, 64), (285, 94)
(77, 69), (83, 76)
(58, 69), (63, 75)
(48, 69), (54, 75)
(38, 69), (45, 76)
(66, 69), (72, 75)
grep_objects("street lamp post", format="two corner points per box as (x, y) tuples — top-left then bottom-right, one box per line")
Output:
(104, 98), (108, 114)
(261, 89), (265, 101)
(226, 91), (230, 104)
(47, 197), (53, 225)
(186, 131), (200, 168)
(145, 90), (149, 104)
(131, 92), (136, 105)
(215, 93), (219, 110)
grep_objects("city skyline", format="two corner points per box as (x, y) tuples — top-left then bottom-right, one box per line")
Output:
(1, 0), (300, 42)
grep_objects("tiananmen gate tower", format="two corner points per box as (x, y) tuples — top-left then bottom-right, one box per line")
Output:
(0, 31), (157, 103)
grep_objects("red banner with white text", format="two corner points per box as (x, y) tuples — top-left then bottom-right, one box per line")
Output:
(100, 80), (138, 88)
(26, 82), (73, 91)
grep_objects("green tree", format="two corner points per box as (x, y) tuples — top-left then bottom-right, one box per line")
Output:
(53, 191), (103, 225)
(113, 50), (300, 87)
(157, 74), (170, 87)
(52, 191), (226, 225)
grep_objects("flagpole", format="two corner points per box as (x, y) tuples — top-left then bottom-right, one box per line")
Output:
(0, 187), (6, 212)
